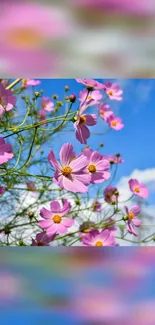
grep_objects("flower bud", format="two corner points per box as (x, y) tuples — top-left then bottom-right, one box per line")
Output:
(69, 94), (76, 103)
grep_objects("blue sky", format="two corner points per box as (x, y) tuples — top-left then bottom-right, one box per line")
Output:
(26, 79), (155, 203)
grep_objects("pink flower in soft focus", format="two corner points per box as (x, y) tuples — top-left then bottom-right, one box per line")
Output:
(76, 79), (105, 90)
(82, 148), (110, 183)
(31, 231), (55, 246)
(104, 186), (119, 204)
(92, 200), (102, 212)
(129, 179), (149, 198)
(124, 205), (141, 236)
(0, 137), (14, 164)
(98, 103), (113, 121)
(0, 83), (16, 116)
(0, 187), (5, 195)
(22, 79), (41, 89)
(39, 199), (74, 235)
(104, 82), (123, 101)
(106, 154), (124, 164)
(26, 181), (36, 192)
(79, 88), (102, 110)
(107, 114), (124, 130)
(0, 3), (69, 51)
(82, 229), (118, 246)
(74, 113), (97, 144)
(48, 143), (91, 193)
(41, 96), (54, 112)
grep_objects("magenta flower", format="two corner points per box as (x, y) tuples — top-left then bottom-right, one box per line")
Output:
(98, 103), (113, 121)
(31, 231), (55, 246)
(107, 114), (124, 130)
(0, 187), (5, 195)
(48, 144), (91, 193)
(0, 83), (16, 116)
(74, 113), (97, 144)
(22, 79), (41, 88)
(0, 137), (14, 164)
(129, 179), (149, 198)
(104, 186), (119, 204)
(83, 149), (110, 183)
(104, 82), (123, 101)
(82, 229), (118, 246)
(76, 79), (105, 90)
(79, 89), (102, 110)
(41, 96), (54, 112)
(92, 200), (102, 212)
(39, 199), (74, 235)
(124, 205), (141, 236)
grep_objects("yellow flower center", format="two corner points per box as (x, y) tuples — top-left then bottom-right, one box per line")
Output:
(107, 90), (113, 96)
(61, 166), (72, 177)
(42, 103), (47, 109)
(88, 164), (96, 173)
(7, 28), (41, 48)
(111, 121), (117, 127)
(83, 228), (91, 233)
(100, 109), (105, 115)
(79, 115), (86, 124)
(88, 95), (92, 100)
(134, 187), (140, 193)
(95, 241), (103, 247)
(128, 212), (134, 220)
(53, 215), (62, 224)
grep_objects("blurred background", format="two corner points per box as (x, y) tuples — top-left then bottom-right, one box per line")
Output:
(1, 0), (155, 77)
(0, 247), (155, 324)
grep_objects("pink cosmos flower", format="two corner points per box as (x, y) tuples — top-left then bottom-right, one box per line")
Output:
(129, 179), (149, 198)
(92, 200), (102, 212)
(98, 103), (113, 121)
(82, 229), (118, 246)
(31, 231), (55, 246)
(79, 88), (102, 110)
(39, 199), (74, 235)
(41, 96), (54, 112)
(107, 114), (124, 130)
(104, 82), (123, 101)
(22, 79), (41, 89)
(82, 148), (110, 183)
(0, 187), (5, 195)
(48, 144), (91, 193)
(74, 113), (97, 144)
(0, 83), (16, 116)
(76, 79), (105, 90)
(104, 186), (119, 204)
(0, 137), (14, 164)
(106, 154), (124, 164)
(124, 205), (141, 236)
(26, 181), (36, 192)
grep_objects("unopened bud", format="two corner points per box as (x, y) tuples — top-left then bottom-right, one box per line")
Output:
(69, 94), (76, 103)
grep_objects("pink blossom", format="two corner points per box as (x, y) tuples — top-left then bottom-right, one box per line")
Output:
(129, 179), (149, 198)
(48, 144), (91, 193)
(124, 205), (141, 236)
(79, 89), (102, 110)
(82, 229), (118, 246)
(74, 113), (97, 144)
(104, 82), (123, 101)
(104, 186), (119, 204)
(39, 199), (74, 235)
(107, 114), (124, 130)
(31, 231), (55, 246)
(92, 200), (102, 212)
(0, 83), (16, 116)
(0, 187), (5, 195)
(26, 182), (36, 192)
(76, 79), (105, 90)
(82, 148), (110, 183)
(98, 103), (113, 121)
(22, 79), (41, 89)
(0, 137), (14, 164)
(41, 96), (54, 112)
